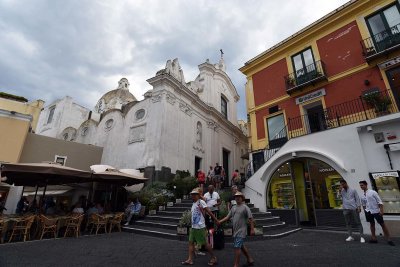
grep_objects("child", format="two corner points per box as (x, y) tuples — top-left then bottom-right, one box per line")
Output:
(218, 192), (255, 267)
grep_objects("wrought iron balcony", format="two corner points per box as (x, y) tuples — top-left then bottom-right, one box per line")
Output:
(284, 60), (327, 94)
(361, 23), (400, 61)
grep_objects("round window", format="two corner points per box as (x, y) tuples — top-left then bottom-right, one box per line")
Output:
(105, 119), (114, 130)
(135, 109), (145, 120)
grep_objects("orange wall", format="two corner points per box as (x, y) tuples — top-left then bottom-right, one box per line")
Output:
(253, 58), (288, 106)
(317, 21), (366, 77)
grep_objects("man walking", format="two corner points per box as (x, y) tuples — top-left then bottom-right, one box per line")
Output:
(340, 179), (364, 243)
(181, 189), (219, 266)
(359, 180), (395, 246)
(213, 163), (222, 191)
(203, 185), (221, 229)
(219, 192), (255, 267)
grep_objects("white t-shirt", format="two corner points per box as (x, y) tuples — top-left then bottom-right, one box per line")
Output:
(191, 199), (207, 229)
(361, 189), (383, 214)
(204, 191), (220, 211)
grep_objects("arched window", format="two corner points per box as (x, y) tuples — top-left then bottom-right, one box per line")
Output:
(221, 95), (228, 119)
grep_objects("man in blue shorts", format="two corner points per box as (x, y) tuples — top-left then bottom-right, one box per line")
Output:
(219, 192), (255, 267)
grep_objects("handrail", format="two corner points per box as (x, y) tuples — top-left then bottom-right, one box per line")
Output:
(284, 60), (326, 92)
(361, 23), (400, 59)
(245, 185), (263, 197)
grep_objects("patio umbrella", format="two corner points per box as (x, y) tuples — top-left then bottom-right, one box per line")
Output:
(90, 165), (148, 186)
(0, 162), (92, 187)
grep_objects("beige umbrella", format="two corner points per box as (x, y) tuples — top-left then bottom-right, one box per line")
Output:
(90, 165), (148, 186)
(1, 162), (92, 187)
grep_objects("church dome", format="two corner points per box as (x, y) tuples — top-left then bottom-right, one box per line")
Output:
(95, 78), (137, 113)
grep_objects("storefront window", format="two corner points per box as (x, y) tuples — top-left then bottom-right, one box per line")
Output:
(267, 162), (295, 209)
(307, 159), (342, 209)
(371, 171), (400, 214)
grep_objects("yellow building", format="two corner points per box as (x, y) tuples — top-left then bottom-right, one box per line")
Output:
(0, 109), (32, 163)
(0, 92), (44, 132)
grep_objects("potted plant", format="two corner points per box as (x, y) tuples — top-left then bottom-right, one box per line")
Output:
(177, 210), (191, 235)
(363, 91), (392, 116)
(148, 199), (157, 215)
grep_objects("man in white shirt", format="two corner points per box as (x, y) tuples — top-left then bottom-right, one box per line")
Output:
(181, 188), (219, 266)
(203, 185), (221, 229)
(359, 180), (395, 246)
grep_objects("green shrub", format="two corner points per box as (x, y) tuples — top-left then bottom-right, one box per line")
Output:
(166, 171), (197, 198)
(179, 210), (192, 227)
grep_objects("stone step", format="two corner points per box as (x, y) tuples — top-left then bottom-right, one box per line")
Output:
(263, 227), (302, 239)
(254, 216), (282, 226)
(146, 215), (181, 223)
(122, 225), (185, 241)
(165, 206), (191, 212)
(173, 203), (193, 208)
(156, 211), (186, 217)
(252, 212), (273, 219)
(134, 220), (177, 230)
(261, 222), (286, 233)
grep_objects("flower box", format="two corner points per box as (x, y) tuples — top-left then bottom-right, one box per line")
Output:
(177, 226), (189, 235)
(158, 206), (165, 211)
(167, 202), (174, 207)
(176, 198), (182, 203)
(149, 210), (157, 215)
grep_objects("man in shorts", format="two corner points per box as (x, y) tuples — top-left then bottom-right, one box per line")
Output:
(359, 180), (395, 246)
(218, 192), (255, 267)
(181, 189), (220, 266)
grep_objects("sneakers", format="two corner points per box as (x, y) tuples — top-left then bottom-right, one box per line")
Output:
(345, 236), (354, 242)
(124, 222), (129, 226)
(360, 237), (365, 243)
(388, 241), (395, 246)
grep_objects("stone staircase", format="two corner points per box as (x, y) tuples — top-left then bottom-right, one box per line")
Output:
(123, 198), (301, 240)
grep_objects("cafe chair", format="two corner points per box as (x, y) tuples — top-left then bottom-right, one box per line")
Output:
(90, 213), (108, 235)
(108, 212), (124, 233)
(64, 214), (84, 238)
(39, 215), (58, 240)
(8, 215), (36, 242)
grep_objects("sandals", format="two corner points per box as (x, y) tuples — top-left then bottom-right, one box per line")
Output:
(208, 256), (218, 266)
(181, 260), (194, 265)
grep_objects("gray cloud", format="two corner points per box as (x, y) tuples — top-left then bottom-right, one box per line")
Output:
(0, 0), (348, 118)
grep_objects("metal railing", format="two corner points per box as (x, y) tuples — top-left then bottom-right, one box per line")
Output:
(284, 60), (327, 93)
(245, 89), (398, 180)
(288, 89), (397, 138)
(361, 23), (400, 60)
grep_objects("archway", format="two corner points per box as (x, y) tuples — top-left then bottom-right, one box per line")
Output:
(265, 157), (348, 228)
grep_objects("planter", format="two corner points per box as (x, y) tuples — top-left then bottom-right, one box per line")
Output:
(177, 226), (189, 235)
(176, 198), (182, 203)
(223, 228), (233, 236)
(254, 227), (263, 236)
(149, 210), (157, 215)
(167, 202), (174, 207)
(158, 206), (165, 211)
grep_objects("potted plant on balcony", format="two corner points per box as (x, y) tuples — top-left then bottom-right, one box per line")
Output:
(363, 91), (392, 116)
(177, 210), (191, 235)
(285, 77), (296, 88)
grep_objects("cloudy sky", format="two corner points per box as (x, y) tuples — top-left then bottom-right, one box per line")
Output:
(0, 0), (349, 119)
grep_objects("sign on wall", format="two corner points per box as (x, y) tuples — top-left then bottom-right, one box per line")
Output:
(295, 88), (326, 105)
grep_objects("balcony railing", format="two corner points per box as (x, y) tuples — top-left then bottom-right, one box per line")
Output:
(361, 23), (400, 61)
(288, 89), (397, 139)
(284, 60), (327, 94)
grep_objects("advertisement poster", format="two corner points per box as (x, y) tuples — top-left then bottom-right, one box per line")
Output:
(371, 171), (400, 214)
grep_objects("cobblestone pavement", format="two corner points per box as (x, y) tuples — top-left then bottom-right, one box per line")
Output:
(0, 230), (399, 267)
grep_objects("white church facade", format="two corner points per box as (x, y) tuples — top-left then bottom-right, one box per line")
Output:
(36, 58), (248, 182)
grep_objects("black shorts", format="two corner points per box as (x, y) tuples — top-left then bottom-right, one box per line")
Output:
(365, 211), (384, 224)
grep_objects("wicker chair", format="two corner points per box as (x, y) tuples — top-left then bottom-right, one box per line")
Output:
(90, 213), (108, 235)
(39, 215), (58, 240)
(108, 212), (124, 233)
(8, 215), (36, 242)
(64, 214), (84, 238)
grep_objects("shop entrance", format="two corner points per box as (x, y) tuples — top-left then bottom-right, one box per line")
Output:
(386, 67), (400, 109)
(303, 101), (326, 133)
(267, 158), (345, 228)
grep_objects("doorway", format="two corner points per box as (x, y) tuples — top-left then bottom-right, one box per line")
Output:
(303, 101), (326, 133)
(386, 67), (400, 109)
(195, 156), (202, 175)
(222, 149), (230, 188)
